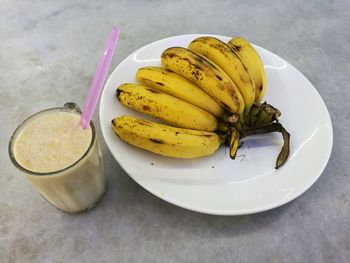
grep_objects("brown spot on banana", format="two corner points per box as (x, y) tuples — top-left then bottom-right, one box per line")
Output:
(215, 75), (223, 81)
(116, 89), (122, 99)
(219, 102), (230, 111)
(241, 62), (249, 72)
(193, 55), (206, 65)
(146, 88), (160, 94)
(230, 44), (241, 52)
(240, 75), (250, 84)
(223, 83), (241, 107)
(116, 89), (133, 100)
(142, 105), (150, 111)
(196, 134), (214, 137)
(197, 39), (231, 59)
(136, 120), (152, 127)
(149, 138), (164, 144)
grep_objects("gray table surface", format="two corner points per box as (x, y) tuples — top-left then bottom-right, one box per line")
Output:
(1, 1), (349, 262)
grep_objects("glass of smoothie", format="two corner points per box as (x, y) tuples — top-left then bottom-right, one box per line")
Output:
(8, 102), (105, 213)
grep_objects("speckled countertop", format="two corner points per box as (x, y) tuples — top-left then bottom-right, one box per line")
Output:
(1, 1), (349, 262)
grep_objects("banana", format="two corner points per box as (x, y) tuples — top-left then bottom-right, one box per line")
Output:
(136, 66), (223, 117)
(161, 47), (245, 117)
(112, 116), (223, 158)
(116, 83), (218, 131)
(228, 37), (267, 102)
(228, 128), (240, 159)
(188, 37), (255, 113)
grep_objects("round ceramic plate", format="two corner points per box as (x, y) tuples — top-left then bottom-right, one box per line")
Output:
(99, 34), (333, 215)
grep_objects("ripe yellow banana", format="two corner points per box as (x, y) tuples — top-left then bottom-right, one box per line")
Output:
(136, 66), (223, 117)
(228, 128), (239, 159)
(228, 37), (267, 102)
(112, 116), (223, 158)
(188, 37), (255, 113)
(116, 83), (218, 131)
(161, 47), (245, 117)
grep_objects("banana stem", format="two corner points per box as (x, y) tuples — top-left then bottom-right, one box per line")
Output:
(220, 111), (239, 124)
(218, 102), (290, 168)
(218, 133), (228, 144)
(247, 102), (281, 127)
(217, 122), (229, 133)
(240, 123), (290, 169)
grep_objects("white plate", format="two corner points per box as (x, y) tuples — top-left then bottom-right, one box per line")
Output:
(99, 34), (333, 215)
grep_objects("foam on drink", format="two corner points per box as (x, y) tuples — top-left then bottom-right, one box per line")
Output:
(14, 112), (92, 173)
(10, 109), (105, 213)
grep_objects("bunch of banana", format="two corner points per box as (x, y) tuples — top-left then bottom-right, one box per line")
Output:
(111, 35), (290, 169)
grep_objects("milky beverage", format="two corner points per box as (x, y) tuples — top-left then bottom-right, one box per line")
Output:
(10, 106), (105, 213)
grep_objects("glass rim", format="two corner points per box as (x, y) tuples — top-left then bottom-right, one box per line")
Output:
(8, 103), (96, 176)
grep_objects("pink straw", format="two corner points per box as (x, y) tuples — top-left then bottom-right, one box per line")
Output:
(80, 27), (120, 128)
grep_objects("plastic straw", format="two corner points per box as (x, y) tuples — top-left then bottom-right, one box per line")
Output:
(80, 27), (120, 128)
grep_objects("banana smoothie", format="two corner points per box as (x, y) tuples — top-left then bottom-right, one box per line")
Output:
(9, 104), (105, 213)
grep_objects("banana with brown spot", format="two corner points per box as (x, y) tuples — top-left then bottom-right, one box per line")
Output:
(116, 83), (219, 131)
(228, 37), (267, 102)
(189, 36), (255, 113)
(161, 47), (245, 118)
(112, 115), (223, 158)
(136, 66), (223, 117)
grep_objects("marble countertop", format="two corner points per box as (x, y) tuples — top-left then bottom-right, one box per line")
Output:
(1, 1), (349, 262)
